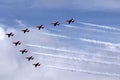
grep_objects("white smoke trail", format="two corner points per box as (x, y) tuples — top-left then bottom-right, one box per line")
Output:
(78, 22), (120, 32)
(48, 25), (104, 37)
(63, 24), (80, 29)
(48, 28), (63, 32)
(40, 32), (120, 48)
(62, 25), (106, 33)
(63, 24), (106, 33)
(79, 38), (120, 48)
(25, 44), (120, 60)
(33, 52), (120, 66)
(40, 32), (72, 39)
(47, 65), (120, 78)
(48, 24), (106, 34)
(38, 33), (120, 48)
(38, 56), (80, 66)
(39, 31), (120, 49)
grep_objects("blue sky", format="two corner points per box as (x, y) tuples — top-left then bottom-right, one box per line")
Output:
(0, 0), (120, 80)
(0, 0), (120, 26)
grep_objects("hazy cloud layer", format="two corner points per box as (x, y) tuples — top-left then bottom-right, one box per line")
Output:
(0, 0), (120, 10)
(0, 0), (120, 80)
(0, 20), (120, 80)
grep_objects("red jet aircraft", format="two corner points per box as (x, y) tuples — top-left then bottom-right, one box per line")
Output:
(13, 41), (21, 46)
(6, 32), (14, 37)
(33, 62), (41, 67)
(26, 56), (34, 61)
(67, 19), (74, 24)
(21, 28), (30, 33)
(20, 49), (28, 54)
(36, 25), (44, 30)
(52, 21), (60, 26)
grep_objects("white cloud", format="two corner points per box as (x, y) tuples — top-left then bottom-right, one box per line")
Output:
(0, 21), (120, 80)
(78, 22), (120, 32)
(29, 0), (120, 10)
(15, 19), (27, 28)
(0, 27), (5, 40)
(79, 38), (120, 51)
(0, 0), (120, 10)
(70, 0), (120, 10)
(0, 24), (64, 80)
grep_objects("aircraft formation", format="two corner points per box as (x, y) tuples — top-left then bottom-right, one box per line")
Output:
(5, 18), (75, 68)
